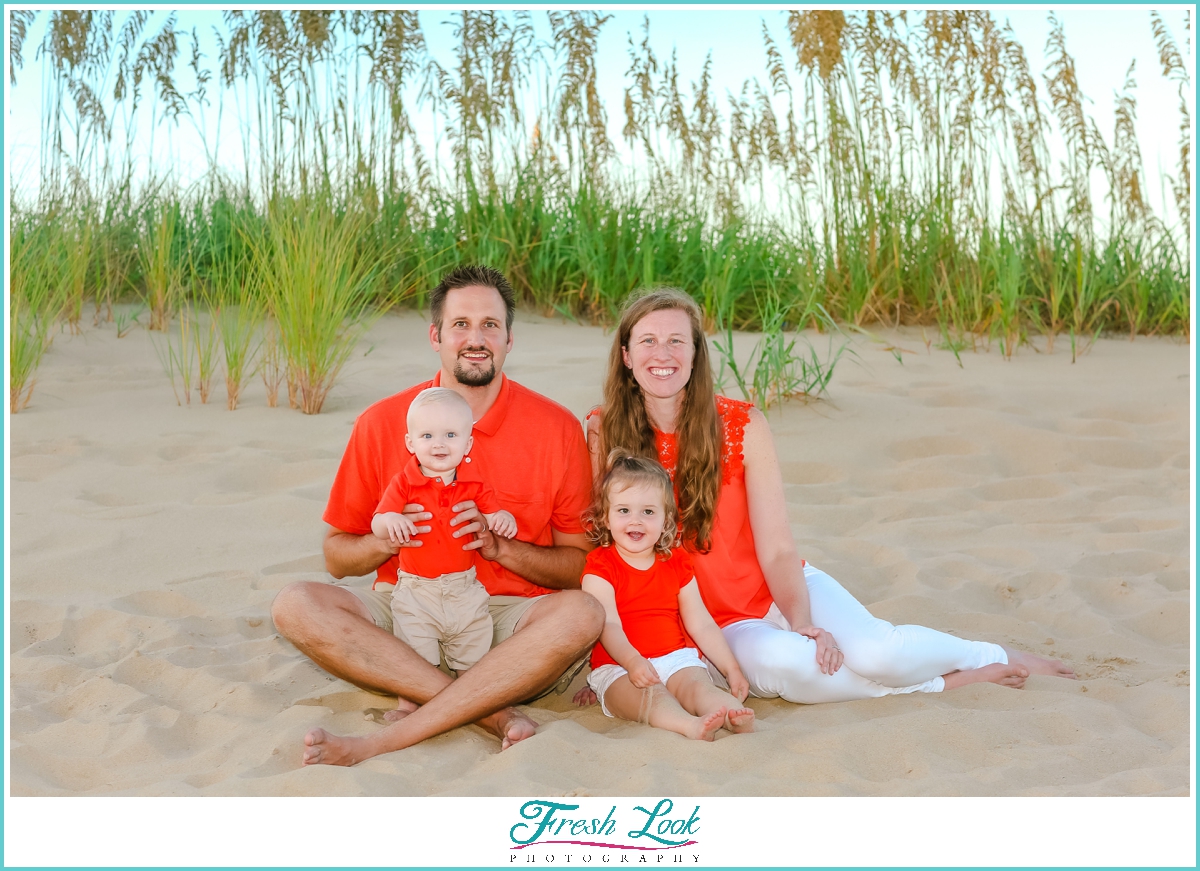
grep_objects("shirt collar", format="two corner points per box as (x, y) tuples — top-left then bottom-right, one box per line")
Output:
(401, 449), (485, 486)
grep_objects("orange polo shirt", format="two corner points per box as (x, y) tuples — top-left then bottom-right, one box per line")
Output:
(375, 454), (499, 578)
(324, 372), (592, 597)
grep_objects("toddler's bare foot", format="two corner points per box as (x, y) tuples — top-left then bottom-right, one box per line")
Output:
(690, 709), (725, 742)
(726, 707), (755, 733)
(303, 728), (373, 767)
(943, 662), (1028, 691)
(1002, 646), (1076, 679)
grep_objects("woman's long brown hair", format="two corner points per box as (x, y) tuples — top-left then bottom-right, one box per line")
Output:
(598, 288), (722, 551)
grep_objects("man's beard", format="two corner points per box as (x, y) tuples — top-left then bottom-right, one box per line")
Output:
(454, 353), (497, 387)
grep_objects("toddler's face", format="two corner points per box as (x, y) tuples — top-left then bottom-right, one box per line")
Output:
(405, 402), (473, 475)
(606, 481), (667, 556)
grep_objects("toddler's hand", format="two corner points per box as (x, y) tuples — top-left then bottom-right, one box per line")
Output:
(726, 668), (750, 704)
(487, 510), (518, 539)
(376, 512), (419, 545)
(626, 657), (661, 689)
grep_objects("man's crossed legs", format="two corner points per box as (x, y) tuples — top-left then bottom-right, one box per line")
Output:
(271, 581), (603, 766)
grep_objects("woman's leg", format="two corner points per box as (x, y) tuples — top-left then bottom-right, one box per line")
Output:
(602, 675), (725, 741)
(717, 618), (944, 704)
(804, 564), (1008, 686)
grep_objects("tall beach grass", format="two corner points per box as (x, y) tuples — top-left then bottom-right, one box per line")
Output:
(6, 10), (1191, 411)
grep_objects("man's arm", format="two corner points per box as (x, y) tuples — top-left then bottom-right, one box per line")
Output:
(485, 528), (590, 590)
(323, 504), (433, 579)
(451, 501), (589, 590)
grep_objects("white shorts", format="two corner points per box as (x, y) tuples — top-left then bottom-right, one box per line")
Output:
(586, 647), (706, 718)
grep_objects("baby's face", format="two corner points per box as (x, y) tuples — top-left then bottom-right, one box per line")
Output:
(405, 402), (474, 475)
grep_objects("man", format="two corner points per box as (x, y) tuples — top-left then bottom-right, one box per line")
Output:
(271, 265), (603, 766)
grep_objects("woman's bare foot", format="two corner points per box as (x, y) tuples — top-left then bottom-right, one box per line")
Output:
(943, 662), (1029, 690)
(725, 707), (755, 733)
(689, 709), (726, 741)
(1002, 646), (1077, 679)
(303, 728), (374, 766)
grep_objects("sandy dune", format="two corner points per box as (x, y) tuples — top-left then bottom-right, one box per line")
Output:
(7, 309), (1191, 799)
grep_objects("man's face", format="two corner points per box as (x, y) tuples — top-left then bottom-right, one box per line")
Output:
(430, 284), (513, 388)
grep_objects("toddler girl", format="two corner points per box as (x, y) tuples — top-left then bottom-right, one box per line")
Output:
(581, 450), (754, 740)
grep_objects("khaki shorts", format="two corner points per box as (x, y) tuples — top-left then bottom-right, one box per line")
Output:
(347, 583), (590, 700)
(390, 568), (492, 673)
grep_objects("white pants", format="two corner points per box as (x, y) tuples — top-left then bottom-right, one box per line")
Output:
(707, 564), (1007, 704)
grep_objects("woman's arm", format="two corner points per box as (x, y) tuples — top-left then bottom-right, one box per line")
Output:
(742, 408), (843, 675)
(677, 580), (748, 702)
(580, 573), (661, 687)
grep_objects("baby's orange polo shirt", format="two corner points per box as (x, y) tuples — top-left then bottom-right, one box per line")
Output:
(375, 454), (499, 578)
(324, 372), (592, 596)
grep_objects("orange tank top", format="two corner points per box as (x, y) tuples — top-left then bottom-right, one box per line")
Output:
(655, 396), (776, 628)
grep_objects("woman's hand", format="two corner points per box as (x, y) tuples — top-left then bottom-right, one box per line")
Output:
(796, 626), (843, 675)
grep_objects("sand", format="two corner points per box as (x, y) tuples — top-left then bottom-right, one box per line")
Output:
(7, 309), (1192, 807)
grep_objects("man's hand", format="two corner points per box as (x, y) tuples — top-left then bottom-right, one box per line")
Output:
(626, 656), (662, 689)
(796, 625), (843, 675)
(450, 500), (496, 556)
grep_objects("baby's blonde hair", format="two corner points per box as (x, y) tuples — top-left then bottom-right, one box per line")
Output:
(585, 449), (678, 557)
(407, 387), (472, 431)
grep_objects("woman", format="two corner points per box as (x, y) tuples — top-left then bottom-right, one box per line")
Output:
(583, 288), (1074, 705)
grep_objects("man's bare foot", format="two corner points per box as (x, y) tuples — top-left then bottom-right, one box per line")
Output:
(382, 697), (420, 723)
(303, 728), (373, 767)
(943, 662), (1029, 691)
(689, 709), (725, 741)
(493, 707), (538, 750)
(726, 707), (755, 733)
(573, 686), (599, 707)
(1002, 646), (1077, 679)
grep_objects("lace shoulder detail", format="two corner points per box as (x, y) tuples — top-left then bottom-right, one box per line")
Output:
(716, 395), (752, 480)
(652, 397), (753, 484)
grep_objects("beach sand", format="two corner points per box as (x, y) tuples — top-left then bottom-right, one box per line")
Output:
(8, 310), (1192, 797)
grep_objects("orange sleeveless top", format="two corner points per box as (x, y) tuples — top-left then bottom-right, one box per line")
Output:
(655, 396), (776, 628)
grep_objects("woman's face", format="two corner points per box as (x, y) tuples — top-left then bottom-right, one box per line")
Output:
(621, 308), (696, 402)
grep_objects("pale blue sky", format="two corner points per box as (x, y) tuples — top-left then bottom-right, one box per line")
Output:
(5, 6), (1193, 223)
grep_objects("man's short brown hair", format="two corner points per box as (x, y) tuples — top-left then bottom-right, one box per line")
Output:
(430, 265), (517, 337)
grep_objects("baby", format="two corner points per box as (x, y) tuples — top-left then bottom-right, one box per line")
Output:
(580, 450), (754, 740)
(372, 387), (516, 678)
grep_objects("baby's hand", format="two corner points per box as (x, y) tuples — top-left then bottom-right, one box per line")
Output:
(374, 512), (419, 545)
(486, 510), (518, 539)
(626, 657), (662, 689)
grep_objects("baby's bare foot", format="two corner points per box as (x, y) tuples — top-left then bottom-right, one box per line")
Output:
(690, 709), (725, 742)
(726, 707), (755, 733)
